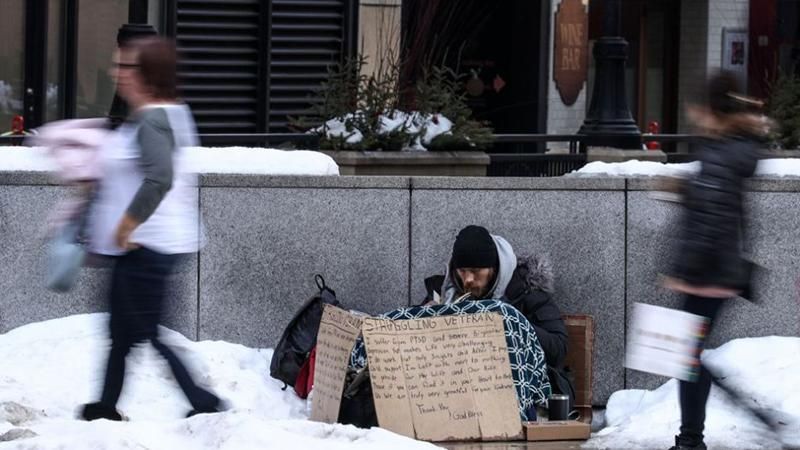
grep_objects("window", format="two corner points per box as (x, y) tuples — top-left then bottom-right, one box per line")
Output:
(46, 0), (64, 122)
(75, 0), (128, 118)
(0, 1), (25, 132)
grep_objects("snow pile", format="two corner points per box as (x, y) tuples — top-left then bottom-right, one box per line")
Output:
(317, 110), (453, 151)
(573, 159), (800, 178)
(0, 314), (436, 450)
(3, 314), (797, 449)
(589, 336), (800, 450)
(0, 146), (339, 176)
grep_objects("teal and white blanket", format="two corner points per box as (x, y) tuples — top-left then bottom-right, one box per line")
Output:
(349, 300), (551, 420)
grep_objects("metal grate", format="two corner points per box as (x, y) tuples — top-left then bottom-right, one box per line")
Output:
(267, 0), (350, 132)
(487, 154), (588, 177)
(175, 0), (264, 133)
(173, 0), (354, 134)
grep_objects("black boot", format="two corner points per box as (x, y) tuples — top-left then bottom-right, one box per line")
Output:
(80, 402), (123, 421)
(668, 435), (707, 450)
(186, 398), (227, 418)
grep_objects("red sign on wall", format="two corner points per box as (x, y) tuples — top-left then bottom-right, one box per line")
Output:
(554, 0), (589, 106)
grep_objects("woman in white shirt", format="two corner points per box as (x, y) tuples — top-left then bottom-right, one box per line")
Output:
(81, 36), (221, 421)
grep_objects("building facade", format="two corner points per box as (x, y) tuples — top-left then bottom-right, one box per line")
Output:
(0, 0), (357, 135)
(0, 0), (793, 143)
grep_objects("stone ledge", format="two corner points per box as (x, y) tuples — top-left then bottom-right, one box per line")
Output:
(321, 151), (490, 165)
(199, 174), (410, 189)
(0, 171), (59, 186)
(410, 176), (625, 191)
(322, 151), (490, 176)
(587, 148), (667, 163)
(627, 176), (800, 192)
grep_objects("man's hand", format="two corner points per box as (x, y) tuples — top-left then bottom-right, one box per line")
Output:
(115, 214), (141, 250)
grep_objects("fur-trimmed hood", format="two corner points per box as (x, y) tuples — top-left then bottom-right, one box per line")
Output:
(516, 253), (555, 294)
(442, 234), (555, 303)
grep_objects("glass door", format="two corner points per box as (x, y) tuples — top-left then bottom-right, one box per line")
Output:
(0, 1), (26, 133)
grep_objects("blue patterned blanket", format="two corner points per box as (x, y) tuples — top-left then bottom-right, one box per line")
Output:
(349, 300), (551, 420)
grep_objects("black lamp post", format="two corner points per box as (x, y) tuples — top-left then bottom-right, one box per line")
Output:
(108, 0), (157, 128)
(578, 0), (641, 149)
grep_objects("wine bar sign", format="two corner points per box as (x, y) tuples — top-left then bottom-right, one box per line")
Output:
(554, 0), (589, 106)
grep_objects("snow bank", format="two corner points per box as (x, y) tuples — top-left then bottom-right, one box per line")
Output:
(0, 314), (435, 449)
(573, 159), (800, 178)
(4, 315), (796, 449)
(0, 146), (339, 176)
(589, 336), (800, 449)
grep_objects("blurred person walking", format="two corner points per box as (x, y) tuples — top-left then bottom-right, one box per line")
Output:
(81, 37), (222, 421)
(661, 72), (766, 450)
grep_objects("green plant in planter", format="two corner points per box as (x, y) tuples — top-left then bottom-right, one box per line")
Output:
(415, 66), (494, 151)
(290, 56), (492, 151)
(766, 73), (800, 149)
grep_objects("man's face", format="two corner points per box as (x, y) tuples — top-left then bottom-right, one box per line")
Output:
(456, 268), (495, 299)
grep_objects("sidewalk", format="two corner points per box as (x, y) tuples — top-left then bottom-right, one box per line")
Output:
(442, 441), (583, 450)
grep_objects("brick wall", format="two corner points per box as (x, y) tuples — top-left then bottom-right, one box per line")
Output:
(678, 0), (749, 132)
(707, 0), (750, 71)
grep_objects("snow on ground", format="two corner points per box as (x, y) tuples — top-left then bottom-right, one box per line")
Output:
(588, 336), (800, 450)
(572, 159), (800, 177)
(0, 146), (339, 176)
(0, 314), (436, 450)
(3, 314), (798, 449)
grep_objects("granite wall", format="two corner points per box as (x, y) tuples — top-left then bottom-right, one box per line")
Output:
(2, 172), (798, 404)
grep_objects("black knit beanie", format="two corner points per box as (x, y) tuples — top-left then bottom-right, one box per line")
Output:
(451, 225), (499, 270)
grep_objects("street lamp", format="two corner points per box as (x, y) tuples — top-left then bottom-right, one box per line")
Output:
(578, 0), (641, 149)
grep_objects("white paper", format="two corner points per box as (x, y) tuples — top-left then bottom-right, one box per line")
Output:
(625, 303), (709, 382)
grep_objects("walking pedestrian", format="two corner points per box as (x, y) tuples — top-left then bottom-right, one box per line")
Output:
(662, 71), (765, 450)
(80, 36), (222, 421)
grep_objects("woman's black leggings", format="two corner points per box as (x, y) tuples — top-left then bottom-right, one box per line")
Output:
(98, 247), (219, 412)
(678, 294), (727, 446)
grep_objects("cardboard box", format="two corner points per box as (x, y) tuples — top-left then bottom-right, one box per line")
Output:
(524, 420), (591, 441)
(563, 315), (595, 424)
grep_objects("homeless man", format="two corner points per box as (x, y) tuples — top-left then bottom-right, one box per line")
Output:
(346, 225), (574, 423)
(429, 225), (575, 406)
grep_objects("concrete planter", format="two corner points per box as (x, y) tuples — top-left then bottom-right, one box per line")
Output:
(321, 150), (490, 176)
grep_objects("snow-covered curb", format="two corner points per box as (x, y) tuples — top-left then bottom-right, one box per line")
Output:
(571, 159), (800, 178)
(0, 146), (340, 176)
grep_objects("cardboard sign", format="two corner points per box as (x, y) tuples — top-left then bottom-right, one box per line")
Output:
(362, 313), (522, 442)
(625, 303), (709, 382)
(310, 304), (364, 423)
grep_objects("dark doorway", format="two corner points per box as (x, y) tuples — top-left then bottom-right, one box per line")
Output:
(588, 0), (680, 135)
(402, 0), (548, 137)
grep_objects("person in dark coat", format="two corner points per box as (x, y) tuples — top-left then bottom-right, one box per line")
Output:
(425, 225), (574, 406)
(662, 72), (765, 450)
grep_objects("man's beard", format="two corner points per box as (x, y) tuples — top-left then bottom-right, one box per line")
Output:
(463, 285), (489, 299)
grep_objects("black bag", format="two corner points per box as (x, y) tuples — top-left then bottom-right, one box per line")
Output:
(338, 365), (378, 428)
(270, 275), (338, 387)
